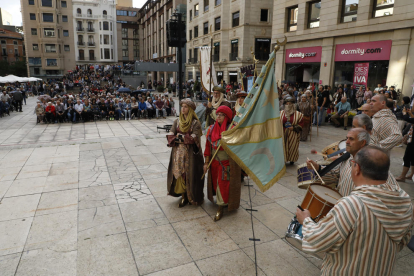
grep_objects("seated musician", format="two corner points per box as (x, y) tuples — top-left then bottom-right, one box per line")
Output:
(306, 128), (400, 197)
(297, 146), (413, 276)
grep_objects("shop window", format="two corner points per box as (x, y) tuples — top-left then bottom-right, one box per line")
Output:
(30, 13), (36, 20)
(215, 0), (221, 6)
(43, 13), (53, 22)
(62, 15), (68, 22)
(261, 9), (269, 22)
(342, 0), (358, 22)
(33, 44), (38, 51)
(334, 61), (389, 89)
(31, 28), (37, 35)
(308, 1), (321, 29)
(286, 63), (320, 87)
(194, 26), (198, 38)
(373, 0), (394, 18)
(194, 4), (199, 17)
(203, 22), (209, 35)
(230, 40), (238, 61)
(204, 0), (209, 12)
(287, 6), (298, 32)
(42, 0), (52, 7)
(215, 17), (221, 31)
(213, 42), (220, 62)
(255, 38), (270, 61)
(28, 0), (34, 5)
(233, 11), (240, 27)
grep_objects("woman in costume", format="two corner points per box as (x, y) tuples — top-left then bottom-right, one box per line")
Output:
(167, 99), (204, 207)
(204, 106), (241, 221)
(233, 91), (247, 117)
(281, 97), (304, 165)
(297, 94), (312, 141)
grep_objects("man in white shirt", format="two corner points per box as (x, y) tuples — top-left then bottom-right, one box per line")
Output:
(74, 99), (84, 123)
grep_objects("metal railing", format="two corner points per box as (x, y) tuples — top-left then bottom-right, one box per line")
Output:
(45, 49), (56, 53)
(89, 57), (95, 61)
(78, 56), (85, 60)
(77, 42), (85, 46)
(87, 28), (95, 32)
(77, 27), (84, 32)
(88, 42), (95, 46)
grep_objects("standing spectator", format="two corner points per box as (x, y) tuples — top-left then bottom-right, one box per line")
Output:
(165, 96), (172, 116)
(21, 89), (27, 105)
(364, 87), (372, 103)
(313, 86), (330, 126)
(45, 102), (56, 123)
(396, 108), (414, 182)
(138, 98), (147, 118)
(13, 88), (23, 112)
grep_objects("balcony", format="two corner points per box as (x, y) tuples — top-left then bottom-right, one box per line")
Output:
(89, 57), (95, 61)
(87, 14), (92, 18)
(15, 53), (20, 57)
(103, 14), (107, 19)
(78, 56), (85, 61)
(187, 58), (197, 64)
(88, 42), (95, 47)
(77, 27), (84, 32)
(87, 28), (95, 33)
(77, 42), (85, 46)
(76, 13), (82, 17)
(229, 53), (238, 61)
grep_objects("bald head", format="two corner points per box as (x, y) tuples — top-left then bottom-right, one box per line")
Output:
(354, 146), (390, 181)
(370, 94), (387, 113)
(359, 104), (372, 117)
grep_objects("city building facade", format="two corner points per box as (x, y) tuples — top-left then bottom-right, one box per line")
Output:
(0, 9), (13, 26)
(116, 5), (140, 64)
(21, 0), (75, 78)
(73, 0), (118, 66)
(185, 0), (274, 86)
(0, 28), (25, 63)
(272, 0), (414, 97)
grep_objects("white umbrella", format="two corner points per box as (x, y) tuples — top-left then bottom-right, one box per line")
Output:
(28, 77), (42, 82)
(0, 75), (22, 83)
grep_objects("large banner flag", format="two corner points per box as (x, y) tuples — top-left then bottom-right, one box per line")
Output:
(221, 50), (286, 192)
(200, 47), (218, 94)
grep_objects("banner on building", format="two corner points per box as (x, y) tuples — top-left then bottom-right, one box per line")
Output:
(353, 63), (369, 90)
(200, 47), (218, 94)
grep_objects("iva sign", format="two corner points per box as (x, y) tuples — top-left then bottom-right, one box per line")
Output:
(353, 63), (369, 90)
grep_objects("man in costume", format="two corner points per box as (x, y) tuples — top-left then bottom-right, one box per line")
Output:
(297, 94), (312, 141)
(281, 97), (304, 165)
(167, 99), (204, 207)
(297, 146), (413, 276)
(307, 128), (400, 197)
(233, 91), (247, 117)
(205, 86), (231, 127)
(204, 106), (241, 221)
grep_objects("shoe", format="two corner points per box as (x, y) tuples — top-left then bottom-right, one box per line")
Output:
(406, 175), (413, 179)
(395, 176), (405, 182)
(290, 161), (294, 165)
(214, 206), (224, 221)
(125, 118), (127, 120)
(178, 194), (189, 208)
(344, 127), (347, 130)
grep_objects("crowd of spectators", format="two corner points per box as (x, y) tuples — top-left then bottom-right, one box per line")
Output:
(0, 85), (28, 117)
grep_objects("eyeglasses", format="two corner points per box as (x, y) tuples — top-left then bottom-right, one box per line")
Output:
(350, 160), (359, 168)
(216, 113), (226, 117)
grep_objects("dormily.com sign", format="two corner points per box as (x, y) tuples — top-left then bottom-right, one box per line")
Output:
(335, 40), (392, 62)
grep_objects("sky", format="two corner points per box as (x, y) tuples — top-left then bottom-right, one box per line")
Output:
(1, 0), (148, 26)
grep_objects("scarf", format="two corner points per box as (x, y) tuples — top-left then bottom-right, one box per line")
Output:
(211, 93), (224, 109)
(179, 108), (199, 134)
(284, 104), (295, 118)
(235, 101), (241, 112)
(211, 117), (229, 142)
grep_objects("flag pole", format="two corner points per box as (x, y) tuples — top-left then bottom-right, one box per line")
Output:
(209, 37), (213, 99)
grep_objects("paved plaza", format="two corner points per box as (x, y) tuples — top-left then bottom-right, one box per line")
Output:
(0, 97), (413, 276)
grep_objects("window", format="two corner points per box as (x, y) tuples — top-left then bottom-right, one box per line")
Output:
(78, 35), (84, 44)
(34, 68), (40, 75)
(33, 44), (39, 50)
(214, 17), (221, 31)
(230, 39), (238, 61)
(128, 11), (137, 16)
(0, 40), (5, 44)
(261, 9), (269, 22)
(45, 44), (56, 53)
(77, 8), (81, 14)
(104, 35), (109, 44)
(194, 26), (198, 38)
(87, 9), (92, 16)
(122, 39), (128, 47)
(64, 45), (70, 51)
(79, 49), (84, 60)
(287, 6), (298, 32)
(232, 11), (240, 27)
(47, 59), (57, 66)
(31, 28), (37, 35)
(43, 13), (53, 22)
(194, 4), (199, 17)
(213, 42), (220, 62)
(103, 10), (107, 15)
(61, 1), (67, 8)
(190, 10), (192, 21)
(62, 15), (68, 22)
(116, 10), (127, 16)
(189, 30), (192, 40)
(215, 0), (221, 6)
(203, 22), (209, 35)
(44, 28), (55, 37)
(341, 0), (359, 22)
(122, 50), (128, 57)
(29, 57), (41, 65)
(122, 28), (128, 38)
(30, 13), (36, 20)
(103, 21), (109, 30)
(373, 0), (394, 17)
(42, 0), (52, 7)
(194, 48), (198, 63)
(308, 1), (321, 28)
(89, 50), (95, 60)
(13, 41), (17, 45)
(63, 30), (69, 37)
(204, 0), (209, 12)
(255, 38), (270, 60)
(104, 48), (110, 59)
(29, 0), (34, 5)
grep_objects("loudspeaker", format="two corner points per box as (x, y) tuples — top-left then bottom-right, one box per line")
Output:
(166, 19), (186, 47)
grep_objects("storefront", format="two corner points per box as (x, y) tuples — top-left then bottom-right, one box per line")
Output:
(229, 71), (238, 84)
(334, 40), (392, 90)
(285, 46), (322, 87)
(217, 71), (223, 84)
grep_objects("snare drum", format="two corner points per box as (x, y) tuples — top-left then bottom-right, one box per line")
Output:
(322, 139), (346, 157)
(285, 218), (325, 260)
(301, 184), (342, 222)
(297, 163), (337, 189)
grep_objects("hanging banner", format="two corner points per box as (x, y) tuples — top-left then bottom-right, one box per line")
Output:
(200, 47), (218, 94)
(353, 63), (369, 90)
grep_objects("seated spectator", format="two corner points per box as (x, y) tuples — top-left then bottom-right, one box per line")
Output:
(138, 98), (147, 118)
(146, 97), (155, 119)
(1, 99), (10, 116)
(45, 102), (56, 124)
(99, 102), (107, 120)
(124, 99), (132, 120)
(83, 100), (93, 122)
(108, 102), (116, 120)
(66, 99), (74, 122)
(55, 100), (65, 123)
(155, 96), (166, 119)
(165, 96), (172, 116)
(34, 101), (45, 123)
(114, 99), (123, 120)
(331, 97), (351, 130)
(92, 99), (100, 119)
(74, 99), (84, 123)
(131, 98), (138, 119)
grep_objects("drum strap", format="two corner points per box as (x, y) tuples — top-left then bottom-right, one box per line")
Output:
(320, 152), (351, 177)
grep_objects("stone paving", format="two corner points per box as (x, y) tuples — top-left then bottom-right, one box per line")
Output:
(0, 97), (413, 276)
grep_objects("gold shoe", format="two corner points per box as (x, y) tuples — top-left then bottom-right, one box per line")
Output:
(178, 194), (189, 208)
(213, 206), (224, 221)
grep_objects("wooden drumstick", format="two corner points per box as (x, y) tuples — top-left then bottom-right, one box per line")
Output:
(307, 157), (325, 184)
(325, 193), (340, 201)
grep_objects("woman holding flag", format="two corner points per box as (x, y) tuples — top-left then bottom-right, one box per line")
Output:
(204, 106), (241, 221)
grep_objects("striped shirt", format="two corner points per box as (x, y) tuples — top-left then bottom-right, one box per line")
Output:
(372, 109), (402, 151)
(322, 156), (400, 197)
(302, 185), (413, 276)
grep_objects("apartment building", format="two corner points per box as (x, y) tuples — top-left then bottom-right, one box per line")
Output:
(21, 0), (75, 78)
(73, 0), (118, 66)
(186, 0), (273, 85)
(139, 0), (187, 85)
(116, 5), (140, 64)
(0, 28), (25, 63)
(272, 0), (414, 97)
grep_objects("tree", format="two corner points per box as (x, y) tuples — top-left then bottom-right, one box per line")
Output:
(0, 60), (28, 77)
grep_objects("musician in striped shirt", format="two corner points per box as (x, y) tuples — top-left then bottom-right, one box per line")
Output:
(370, 94), (402, 151)
(297, 146), (413, 276)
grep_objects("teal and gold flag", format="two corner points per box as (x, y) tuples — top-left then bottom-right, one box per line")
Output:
(221, 50), (285, 192)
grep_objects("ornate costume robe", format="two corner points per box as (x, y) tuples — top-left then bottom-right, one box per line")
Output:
(281, 110), (304, 162)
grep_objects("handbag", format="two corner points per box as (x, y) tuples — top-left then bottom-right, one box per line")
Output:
(166, 135), (176, 147)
